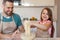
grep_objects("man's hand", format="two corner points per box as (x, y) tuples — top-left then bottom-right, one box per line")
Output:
(0, 33), (12, 38)
(19, 25), (25, 33)
(12, 29), (20, 36)
(11, 29), (21, 40)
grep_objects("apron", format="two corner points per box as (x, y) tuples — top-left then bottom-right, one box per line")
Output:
(35, 20), (51, 38)
(0, 14), (21, 40)
(36, 28), (50, 38)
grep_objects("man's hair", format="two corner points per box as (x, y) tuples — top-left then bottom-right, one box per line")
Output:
(3, 0), (14, 4)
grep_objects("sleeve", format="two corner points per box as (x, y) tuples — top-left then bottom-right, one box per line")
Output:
(17, 15), (22, 27)
(13, 13), (22, 28)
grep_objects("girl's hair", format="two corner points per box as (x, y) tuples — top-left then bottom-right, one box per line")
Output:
(40, 8), (55, 37)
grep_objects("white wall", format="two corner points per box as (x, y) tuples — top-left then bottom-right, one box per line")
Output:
(56, 0), (60, 37)
(21, 0), (55, 6)
(0, 0), (2, 12)
(14, 7), (55, 20)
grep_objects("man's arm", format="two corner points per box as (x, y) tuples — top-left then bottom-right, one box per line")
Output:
(13, 25), (25, 34)
(0, 32), (12, 38)
(18, 25), (25, 33)
(12, 25), (25, 37)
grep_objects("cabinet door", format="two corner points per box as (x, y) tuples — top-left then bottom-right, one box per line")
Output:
(21, 0), (55, 6)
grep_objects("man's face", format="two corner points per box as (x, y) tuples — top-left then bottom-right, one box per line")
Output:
(3, 1), (14, 16)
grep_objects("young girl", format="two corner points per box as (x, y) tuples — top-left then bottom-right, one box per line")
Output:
(30, 8), (55, 38)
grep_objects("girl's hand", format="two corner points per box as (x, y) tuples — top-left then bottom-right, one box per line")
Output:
(30, 21), (39, 28)
(30, 25), (36, 28)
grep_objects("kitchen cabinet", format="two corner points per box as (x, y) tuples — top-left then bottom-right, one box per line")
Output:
(21, 0), (55, 6)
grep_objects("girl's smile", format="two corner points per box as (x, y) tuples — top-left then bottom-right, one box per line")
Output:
(41, 9), (49, 21)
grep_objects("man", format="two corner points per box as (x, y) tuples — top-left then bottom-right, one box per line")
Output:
(0, 0), (24, 39)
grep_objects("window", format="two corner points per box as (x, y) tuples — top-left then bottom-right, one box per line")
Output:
(14, 0), (21, 6)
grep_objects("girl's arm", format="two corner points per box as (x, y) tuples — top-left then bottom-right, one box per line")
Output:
(30, 21), (51, 31)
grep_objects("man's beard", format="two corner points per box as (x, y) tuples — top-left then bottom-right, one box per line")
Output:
(5, 11), (13, 16)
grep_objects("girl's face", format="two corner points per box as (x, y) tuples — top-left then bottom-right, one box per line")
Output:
(41, 9), (49, 21)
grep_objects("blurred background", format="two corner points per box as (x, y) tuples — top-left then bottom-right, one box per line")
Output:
(0, 0), (59, 38)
